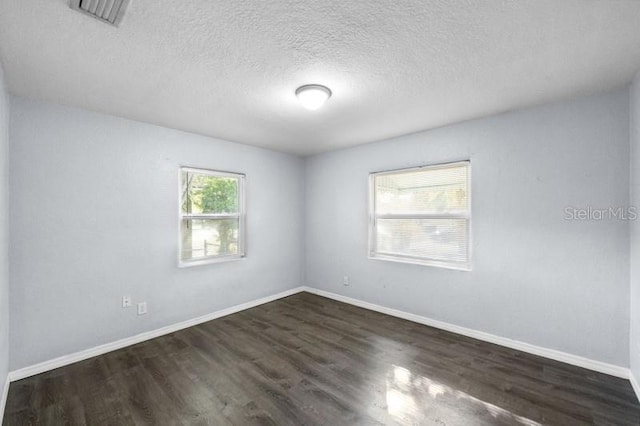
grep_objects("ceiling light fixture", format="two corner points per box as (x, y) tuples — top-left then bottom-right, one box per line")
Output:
(295, 84), (332, 111)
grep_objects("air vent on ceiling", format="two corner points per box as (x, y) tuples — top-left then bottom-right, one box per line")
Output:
(69, 0), (130, 27)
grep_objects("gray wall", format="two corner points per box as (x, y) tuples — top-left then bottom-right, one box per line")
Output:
(631, 72), (640, 383)
(0, 62), (9, 392)
(9, 97), (305, 370)
(305, 88), (631, 367)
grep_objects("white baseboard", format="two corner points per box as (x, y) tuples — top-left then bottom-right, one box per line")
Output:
(7, 285), (631, 385)
(630, 372), (640, 403)
(1, 374), (9, 425)
(8, 287), (306, 382)
(302, 287), (630, 379)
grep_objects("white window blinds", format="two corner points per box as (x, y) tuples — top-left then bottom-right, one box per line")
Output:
(369, 161), (471, 270)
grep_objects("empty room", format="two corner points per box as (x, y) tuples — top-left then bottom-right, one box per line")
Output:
(2, 0), (640, 425)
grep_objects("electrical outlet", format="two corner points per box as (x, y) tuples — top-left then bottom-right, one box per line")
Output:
(137, 302), (147, 316)
(122, 296), (132, 308)
(343, 276), (350, 286)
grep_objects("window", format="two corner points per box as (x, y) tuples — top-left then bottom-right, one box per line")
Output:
(180, 167), (245, 266)
(369, 161), (471, 270)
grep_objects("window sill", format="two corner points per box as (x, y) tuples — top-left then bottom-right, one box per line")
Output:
(369, 254), (471, 271)
(178, 254), (246, 268)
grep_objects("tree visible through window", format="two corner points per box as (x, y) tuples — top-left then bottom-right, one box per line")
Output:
(369, 161), (470, 270)
(180, 167), (245, 265)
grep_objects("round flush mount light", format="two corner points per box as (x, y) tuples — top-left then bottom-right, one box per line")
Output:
(295, 84), (332, 111)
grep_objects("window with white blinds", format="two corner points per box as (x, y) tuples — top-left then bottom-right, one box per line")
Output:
(369, 161), (471, 270)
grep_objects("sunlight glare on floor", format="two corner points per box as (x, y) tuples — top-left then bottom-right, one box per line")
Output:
(386, 364), (542, 425)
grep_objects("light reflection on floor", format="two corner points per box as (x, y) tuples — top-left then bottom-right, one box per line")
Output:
(386, 364), (542, 425)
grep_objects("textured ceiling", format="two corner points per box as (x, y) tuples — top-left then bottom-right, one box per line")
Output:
(1, 1), (640, 156)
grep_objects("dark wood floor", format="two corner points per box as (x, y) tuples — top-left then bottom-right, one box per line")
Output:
(3, 292), (640, 425)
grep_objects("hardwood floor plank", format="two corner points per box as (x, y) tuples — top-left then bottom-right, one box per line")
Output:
(4, 292), (640, 425)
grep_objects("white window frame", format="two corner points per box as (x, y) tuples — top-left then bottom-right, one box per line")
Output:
(179, 166), (246, 267)
(368, 160), (471, 271)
